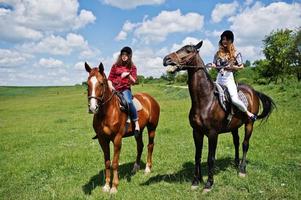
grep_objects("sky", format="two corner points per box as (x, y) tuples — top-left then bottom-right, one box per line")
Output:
(0, 0), (300, 86)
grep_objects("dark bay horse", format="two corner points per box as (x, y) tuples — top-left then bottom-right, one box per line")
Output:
(163, 41), (275, 191)
(85, 62), (160, 194)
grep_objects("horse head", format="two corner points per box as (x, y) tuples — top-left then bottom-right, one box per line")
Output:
(163, 41), (203, 72)
(85, 62), (108, 114)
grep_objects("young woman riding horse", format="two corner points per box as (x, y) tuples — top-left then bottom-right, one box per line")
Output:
(211, 30), (257, 121)
(108, 46), (140, 136)
(163, 37), (275, 192)
(85, 62), (160, 194)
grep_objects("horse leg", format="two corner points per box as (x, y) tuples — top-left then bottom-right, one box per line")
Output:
(239, 122), (253, 177)
(145, 128), (156, 174)
(110, 134), (122, 194)
(191, 129), (204, 190)
(231, 129), (240, 167)
(204, 132), (218, 192)
(132, 128), (144, 174)
(97, 135), (111, 193)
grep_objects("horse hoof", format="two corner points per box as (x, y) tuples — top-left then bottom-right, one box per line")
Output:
(191, 185), (199, 191)
(110, 187), (118, 194)
(102, 184), (110, 193)
(239, 172), (246, 177)
(132, 163), (140, 174)
(144, 164), (151, 174)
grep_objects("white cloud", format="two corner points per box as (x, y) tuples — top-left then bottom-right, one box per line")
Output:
(229, 2), (301, 46)
(115, 31), (128, 41)
(20, 33), (89, 55)
(0, 49), (33, 67)
(118, 9), (204, 43)
(211, 1), (239, 23)
(74, 9), (96, 29)
(0, 0), (95, 42)
(115, 21), (140, 41)
(171, 37), (216, 63)
(236, 45), (263, 61)
(74, 61), (85, 70)
(103, 0), (165, 9)
(244, 0), (253, 6)
(209, 2), (301, 62)
(132, 48), (165, 77)
(37, 58), (64, 69)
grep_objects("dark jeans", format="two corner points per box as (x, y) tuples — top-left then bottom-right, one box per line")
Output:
(122, 89), (138, 121)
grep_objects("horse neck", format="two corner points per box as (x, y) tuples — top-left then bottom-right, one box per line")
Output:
(96, 85), (119, 118)
(187, 55), (215, 106)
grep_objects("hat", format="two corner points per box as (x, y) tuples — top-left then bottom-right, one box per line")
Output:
(120, 46), (132, 55)
(220, 30), (234, 43)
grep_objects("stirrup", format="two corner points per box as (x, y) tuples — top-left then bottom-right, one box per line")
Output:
(249, 114), (257, 122)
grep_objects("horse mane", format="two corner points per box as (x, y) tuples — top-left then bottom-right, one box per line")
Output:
(196, 54), (215, 88)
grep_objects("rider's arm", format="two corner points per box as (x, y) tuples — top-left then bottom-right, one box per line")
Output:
(128, 66), (137, 84)
(108, 65), (117, 91)
(224, 52), (244, 71)
(108, 80), (115, 91)
(225, 63), (244, 71)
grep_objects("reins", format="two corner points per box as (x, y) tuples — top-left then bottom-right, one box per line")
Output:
(88, 80), (116, 107)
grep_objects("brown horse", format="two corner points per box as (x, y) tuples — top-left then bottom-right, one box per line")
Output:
(85, 62), (160, 194)
(163, 41), (275, 191)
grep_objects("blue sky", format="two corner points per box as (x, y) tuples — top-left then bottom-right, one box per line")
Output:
(0, 0), (300, 86)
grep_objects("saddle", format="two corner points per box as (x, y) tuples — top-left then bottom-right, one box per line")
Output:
(115, 91), (143, 117)
(214, 82), (249, 123)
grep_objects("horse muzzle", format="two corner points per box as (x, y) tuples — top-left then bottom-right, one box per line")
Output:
(163, 56), (177, 67)
(88, 103), (99, 114)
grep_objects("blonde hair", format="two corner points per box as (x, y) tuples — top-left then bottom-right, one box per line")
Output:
(217, 42), (236, 62)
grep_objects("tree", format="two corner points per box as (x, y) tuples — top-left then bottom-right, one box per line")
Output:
(175, 72), (188, 83)
(160, 72), (175, 84)
(289, 28), (301, 81)
(244, 60), (251, 67)
(262, 29), (295, 83)
(137, 75), (145, 84)
(253, 59), (271, 84)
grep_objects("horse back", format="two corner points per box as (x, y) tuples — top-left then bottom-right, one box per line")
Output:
(237, 83), (260, 113)
(134, 92), (160, 129)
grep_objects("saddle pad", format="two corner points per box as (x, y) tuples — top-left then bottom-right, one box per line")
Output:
(215, 82), (248, 111)
(133, 97), (142, 111)
(238, 90), (248, 108)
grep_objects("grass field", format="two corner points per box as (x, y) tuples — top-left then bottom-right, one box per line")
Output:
(0, 82), (300, 200)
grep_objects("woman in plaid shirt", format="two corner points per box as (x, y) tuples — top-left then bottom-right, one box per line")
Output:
(108, 46), (140, 135)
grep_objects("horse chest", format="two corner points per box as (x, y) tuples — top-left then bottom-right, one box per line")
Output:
(101, 126), (112, 135)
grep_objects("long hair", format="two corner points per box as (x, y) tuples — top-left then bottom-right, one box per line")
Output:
(217, 41), (236, 62)
(114, 53), (134, 68)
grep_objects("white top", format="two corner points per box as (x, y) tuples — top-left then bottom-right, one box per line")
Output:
(213, 52), (242, 85)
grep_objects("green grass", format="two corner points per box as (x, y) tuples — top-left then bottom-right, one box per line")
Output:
(0, 83), (300, 200)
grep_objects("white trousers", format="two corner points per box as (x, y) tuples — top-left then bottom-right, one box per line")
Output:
(219, 78), (248, 113)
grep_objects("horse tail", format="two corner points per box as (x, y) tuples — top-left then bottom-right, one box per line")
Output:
(255, 90), (276, 121)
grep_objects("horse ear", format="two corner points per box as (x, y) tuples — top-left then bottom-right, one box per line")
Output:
(194, 41), (203, 50)
(98, 62), (104, 74)
(85, 62), (91, 72)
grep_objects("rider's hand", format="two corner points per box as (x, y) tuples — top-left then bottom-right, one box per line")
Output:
(206, 63), (216, 68)
(121, 72), (130, 78)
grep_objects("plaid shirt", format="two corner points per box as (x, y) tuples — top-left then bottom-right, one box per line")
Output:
(108, 64), (137, 91)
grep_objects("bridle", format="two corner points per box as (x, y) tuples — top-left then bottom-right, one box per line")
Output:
(87, 78), (115, 107)
(171, 48), (205, 71)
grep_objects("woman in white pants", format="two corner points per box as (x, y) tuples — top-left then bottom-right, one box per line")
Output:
(212, 30), (257, 121)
